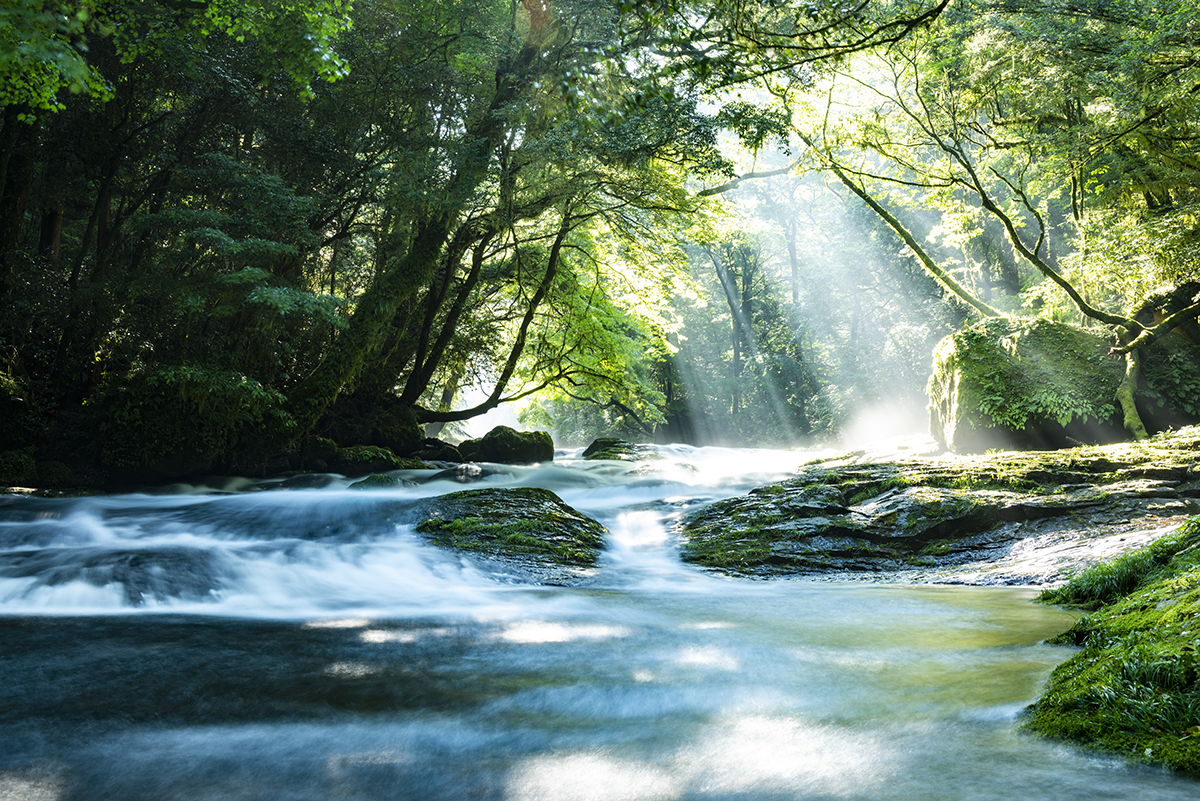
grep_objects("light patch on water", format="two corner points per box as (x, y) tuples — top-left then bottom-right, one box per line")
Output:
(608, 511), (669, 551)
(682, 714), (889, 796)
(506, 753), (679, 801)
(0, 771), (64, 801)
(683, 621), (734, 630)
(497, 621), (632, 644)
(673, 645), (739, 671)
(324, 662), (380, 678)
(303, 617), (371, 629)
(359, 627), (456, 644)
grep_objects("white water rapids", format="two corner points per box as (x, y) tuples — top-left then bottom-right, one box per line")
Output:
(1, 445), (1196, 799)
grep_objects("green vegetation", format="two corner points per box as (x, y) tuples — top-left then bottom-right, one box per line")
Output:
(1027, 516), (1200, 771)
(2, 0), (1199, 485)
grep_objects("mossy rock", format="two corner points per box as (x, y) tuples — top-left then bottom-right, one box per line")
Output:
(929, 318), (1125, 453)
(323, 397), (423, 456)
(301, 435), (338, 463)
(349, 473), (410, 490)
(412, 439), (464, 463)
(581, 437), (641, 461)
(35, 461), (73, 488)
(330, 445), (403, 476)
(456, 426), (553, 464)
(0, 448), (37, 488)
(1025, 516), (1200, 772)
(678, 429), (1200, 577)
(414, 487), (604, 566)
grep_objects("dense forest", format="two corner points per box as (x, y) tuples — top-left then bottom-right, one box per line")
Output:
(2, 0), (1199, 484)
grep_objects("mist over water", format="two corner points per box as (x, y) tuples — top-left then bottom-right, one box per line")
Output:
(2, 446), (1196, 799)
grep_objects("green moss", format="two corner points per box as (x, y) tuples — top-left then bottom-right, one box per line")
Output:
(348, 473), (403, 490)
(1025, 516), (1200, 771)
(414, 487), (604, 566)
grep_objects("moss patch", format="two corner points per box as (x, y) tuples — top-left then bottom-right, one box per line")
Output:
(414, 487), (605, 566)
(1025, 516), (1200, 771)
(678, 426), (1200, 577)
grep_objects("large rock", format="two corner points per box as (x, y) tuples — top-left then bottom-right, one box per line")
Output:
(679, 426), (1200, 577)
(330, 445), (409, 476)
(581, 438), (642, 461)
(323, 396), (423, 456)
(457, 426), (553, 464)
(929, 318), (1126, 452)
(413, 487), (604, 566)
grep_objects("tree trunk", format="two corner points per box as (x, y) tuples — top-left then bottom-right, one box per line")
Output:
(1115, 341), (1148, 441)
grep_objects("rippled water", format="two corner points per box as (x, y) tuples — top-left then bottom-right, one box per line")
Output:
(1, 446), (1196, 800)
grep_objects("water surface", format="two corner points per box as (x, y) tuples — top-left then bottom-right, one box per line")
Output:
(1, 446), (1194, 799)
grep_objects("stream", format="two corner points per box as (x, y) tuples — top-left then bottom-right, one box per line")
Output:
(1, 445), (1197, 800)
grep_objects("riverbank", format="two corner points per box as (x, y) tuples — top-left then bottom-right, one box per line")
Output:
(1024, 517), (1200, 772)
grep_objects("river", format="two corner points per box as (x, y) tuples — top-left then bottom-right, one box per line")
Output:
(1, 445), (1196, 800)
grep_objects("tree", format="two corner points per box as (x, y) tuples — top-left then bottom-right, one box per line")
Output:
(780, 0), (1200, 438)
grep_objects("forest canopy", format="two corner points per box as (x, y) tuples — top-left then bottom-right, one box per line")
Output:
(2, 0), (1199, 482)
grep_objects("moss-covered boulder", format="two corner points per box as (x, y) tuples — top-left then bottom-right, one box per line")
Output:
(929, 318), (1127, 453)
(581, 438), (643, 461)
(1025, 516), (1200, 772)
(323, 396), (423, 456)
(456, 426), (553, 464)
(679, 426), (1200, 577)
(35, 461), (73, 488)
(412, 438), (464, 463)
(348, 473), (411, 490)
(413, 487), (604, 566)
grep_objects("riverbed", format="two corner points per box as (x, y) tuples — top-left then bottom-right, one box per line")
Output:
(2, 446), (1196, 799)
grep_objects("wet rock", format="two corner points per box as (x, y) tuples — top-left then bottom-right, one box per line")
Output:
(427, 463), (514, 484)
(581, 438), (641, 461)
(0, 546), (229, 605)
(349, 474), (411, 490)
(413, 487), (604, 567)
(330, 445), (410, 476)
(412, 438), (464, 463)
(276, 473), (339, 490)
(456, 426), (554, 465)
(680, 425), (1200, 578)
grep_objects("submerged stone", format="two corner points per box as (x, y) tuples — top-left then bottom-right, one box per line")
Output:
(414, 486), (604, 567)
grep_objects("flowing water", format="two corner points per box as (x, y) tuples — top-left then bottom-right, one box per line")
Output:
(1, 446), (1196, 800)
